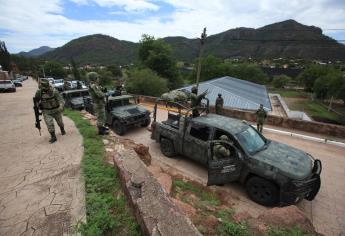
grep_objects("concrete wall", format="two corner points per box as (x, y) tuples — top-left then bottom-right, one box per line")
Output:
(136, 95), (345, 139)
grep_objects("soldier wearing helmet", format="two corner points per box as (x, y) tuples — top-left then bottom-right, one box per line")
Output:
(215, 93), (224, 115)
(87, 72), (109, 135)
(190, 85), (207, 117)
(255, 104), (267, 133)
(213, 135), (231, 160)
(34, 79), (66, 143)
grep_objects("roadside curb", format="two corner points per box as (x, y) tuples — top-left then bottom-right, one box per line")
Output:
(113, 150), (201, 236)
(263, 127), (345, 148)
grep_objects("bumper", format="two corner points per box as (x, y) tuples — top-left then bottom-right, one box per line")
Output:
(280, 159), (322, 204)
(120, 115), (149, 126)
(71, 104), (85, 110)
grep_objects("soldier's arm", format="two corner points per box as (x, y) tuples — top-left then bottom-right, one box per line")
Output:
(54, 89), (64, 107)
(34, 90), (41, 101)
(219, 146), (230, 157)
(91, 84), (105, 98)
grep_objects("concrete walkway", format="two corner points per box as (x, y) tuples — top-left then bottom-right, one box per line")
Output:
(0, 78), (85, 235)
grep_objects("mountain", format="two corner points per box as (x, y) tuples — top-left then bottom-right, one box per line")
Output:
(18, 46), (54, 57)
(42, 34), (137, 65)
(40, 20), (345, 64)
(166, 20), (345, 61)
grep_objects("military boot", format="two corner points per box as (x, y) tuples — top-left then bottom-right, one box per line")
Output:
(49, 132), (57, 143)
(60, 126), (66, 135)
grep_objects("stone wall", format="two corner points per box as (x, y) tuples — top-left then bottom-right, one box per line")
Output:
(136, 95), (345, 139)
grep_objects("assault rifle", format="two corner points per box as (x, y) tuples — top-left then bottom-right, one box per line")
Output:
(33, 97), (42, 136)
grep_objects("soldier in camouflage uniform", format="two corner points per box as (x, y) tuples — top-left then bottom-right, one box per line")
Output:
(190, 86), (207, 117)
(34, 79), (66, 143)
(215, 93), (224, 115)
(255, 104), (267, 133)
(213, 135), (231, 160)
(87, 72), (109, 135)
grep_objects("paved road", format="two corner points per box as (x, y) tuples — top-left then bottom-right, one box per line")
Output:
(124, 106), (345, 236)
(0, 79), (85, 235)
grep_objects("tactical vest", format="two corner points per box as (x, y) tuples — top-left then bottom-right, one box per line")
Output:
(39, 91), (60, 110)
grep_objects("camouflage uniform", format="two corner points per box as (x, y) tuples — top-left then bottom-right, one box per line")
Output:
(34, 80), (65, 143)
(213, 135), (231, 160)
(190, 86), (206, 117)
(215, 93), (224, 115)
(255, 104), (267, 133)
(87, 72), (109, 135)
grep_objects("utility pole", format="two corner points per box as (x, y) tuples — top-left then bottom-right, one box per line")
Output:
(195, 27), (207, 90)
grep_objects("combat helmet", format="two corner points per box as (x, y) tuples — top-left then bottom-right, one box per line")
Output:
(191, 86), (198, 94)
(40, 79), (50, 91)
(87, 72), (99, 82)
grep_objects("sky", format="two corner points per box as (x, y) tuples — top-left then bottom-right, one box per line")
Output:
(0, 0), (344, 53)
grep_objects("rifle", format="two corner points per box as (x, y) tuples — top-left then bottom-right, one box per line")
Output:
(33, 97), (42, 136)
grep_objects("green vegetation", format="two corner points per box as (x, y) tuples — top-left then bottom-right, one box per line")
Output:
(137, 34), (183, 89)
(0, 41), (11, 72)
(64, 109), (139, 236)
(288, 99), (344, 124)
(217, 221), (250, 236)
(43, 61), (66, 78)
(125, 68), (168, 97)
(189, 55), (269, 84)
(272, 75), (292, 88)
(268, 89), (305, 98)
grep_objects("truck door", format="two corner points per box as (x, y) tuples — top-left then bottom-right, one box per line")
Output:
(183, 122), (211, 165)
(207, 140), (243, 186)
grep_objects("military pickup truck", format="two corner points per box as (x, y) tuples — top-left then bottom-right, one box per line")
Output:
(151, 100), (321, 206)
(61, 89), (89, 110)
(105, 95), (151, 135)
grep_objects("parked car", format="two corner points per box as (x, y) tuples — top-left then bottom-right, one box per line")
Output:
(61, 89), (89, 110)
(12, 79), (23, 87)
(151, 99), (321, 206)
(51, 79), (64, 91)
(0, 80), (16, 92)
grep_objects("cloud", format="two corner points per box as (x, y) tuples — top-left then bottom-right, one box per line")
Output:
(0, 0), (344, 52)
(70, 0), (160, 11)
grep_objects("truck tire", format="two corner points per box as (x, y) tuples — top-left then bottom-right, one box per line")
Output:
(141, 117), (151, 127)
(160, 138), (176, 157)
(245, 176), (278, 206)
(113, 120), (126, 136)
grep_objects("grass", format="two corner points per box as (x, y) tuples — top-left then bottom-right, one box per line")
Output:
(268, 89), (306, 98)
(288, 100), (344, 125)
(64, 109), (140, 236)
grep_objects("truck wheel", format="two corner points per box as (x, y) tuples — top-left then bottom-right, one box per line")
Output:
(246, 176), (278, 206)
(141, 117), (151, 127)
(113, 120), (126, 136)
(160, 138), (176, 157)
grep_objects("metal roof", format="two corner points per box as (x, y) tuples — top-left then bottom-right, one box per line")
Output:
(179, 76), (272, 111)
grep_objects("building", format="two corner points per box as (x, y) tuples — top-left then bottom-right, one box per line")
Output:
(179, 76), (272, 111)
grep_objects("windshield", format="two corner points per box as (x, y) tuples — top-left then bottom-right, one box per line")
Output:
(54, 79), (64, 83)
(236, 126), (266, 154)
(0, 80), (12, 84)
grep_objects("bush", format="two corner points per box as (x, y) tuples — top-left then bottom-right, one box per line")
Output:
(125, 68), (168, 97)
(272, 75), (291, 88)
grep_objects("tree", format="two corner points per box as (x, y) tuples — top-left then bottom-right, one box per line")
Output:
(125, 68), (168, 97)
(189, 55), (223, 82)
(138, 34), (182, 89)
(313, 77), (329, 99)
(298, 64), (329, 92)
(0, 41), (11, 72)
(71, 57), (81, 81)
(107, 65), (122, 78)
(272, 75), (291, 88)
(98, 69), (113, 87)
(43, 61), (66, 78)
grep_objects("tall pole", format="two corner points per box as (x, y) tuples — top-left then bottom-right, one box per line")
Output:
(196, 27), (207, 90)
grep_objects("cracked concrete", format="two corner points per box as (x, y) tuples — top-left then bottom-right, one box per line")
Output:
(0, 78), (85, 235)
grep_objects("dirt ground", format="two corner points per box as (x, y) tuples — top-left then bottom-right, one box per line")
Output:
(0, 78), (85, 235)
(124, 105), (345, 236)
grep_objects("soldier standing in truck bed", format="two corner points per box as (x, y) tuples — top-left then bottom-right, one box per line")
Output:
(215, 93), (224, 115)
(34, 79), (66, 143)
